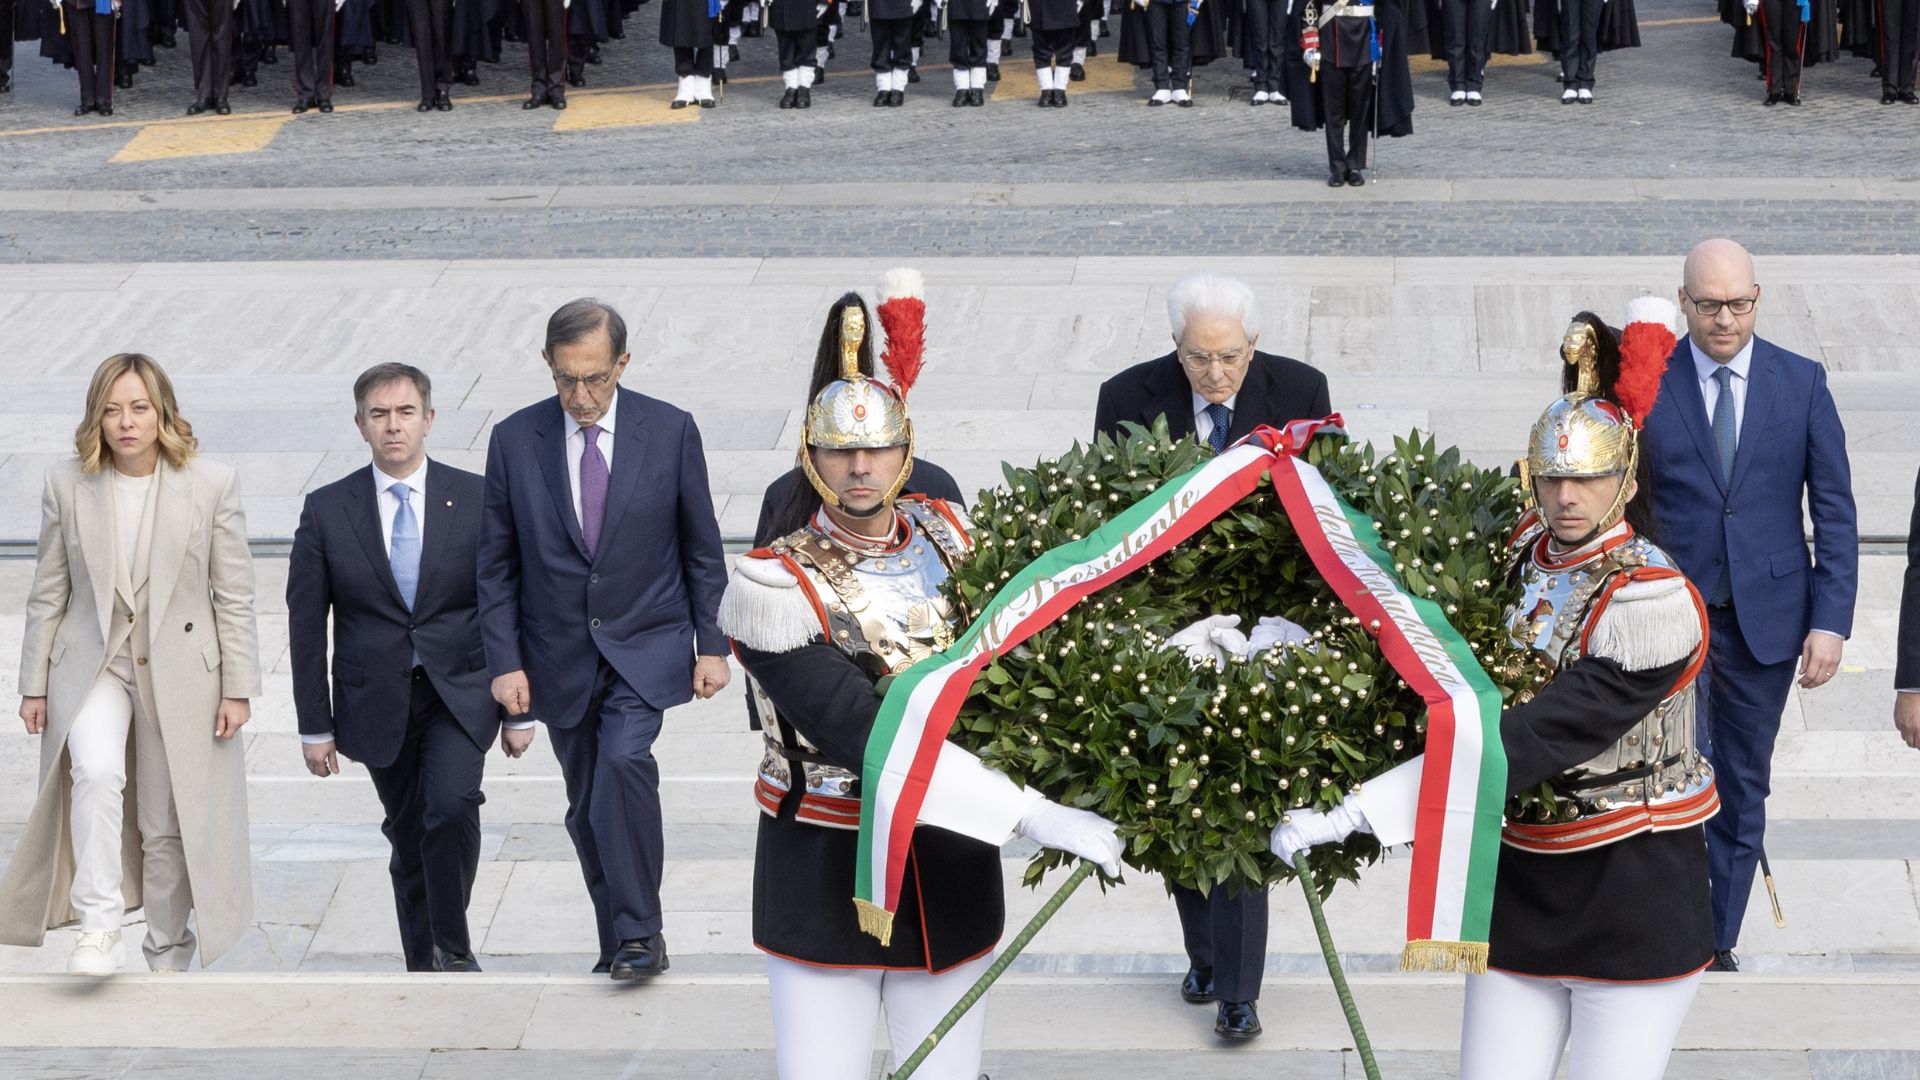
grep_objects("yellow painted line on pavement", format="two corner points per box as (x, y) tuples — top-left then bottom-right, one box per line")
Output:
(553, 91), (701, 131)
(110, 114), (295, 162)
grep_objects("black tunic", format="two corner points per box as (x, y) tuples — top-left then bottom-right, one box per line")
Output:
(659, 0), (713, 46)
(1489, 654), (1714, 981)
(766, 0), (818, 32)
(739, 640), (1007, 973)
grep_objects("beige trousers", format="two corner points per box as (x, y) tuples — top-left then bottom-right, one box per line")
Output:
(66, 646), (196, 970)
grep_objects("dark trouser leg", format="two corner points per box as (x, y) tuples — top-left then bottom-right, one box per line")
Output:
(673, 44), (713, 75)
(1575, 0), (1600, 86)
(1171, 884), (1216, 975)
(1036, 24), (1073, 65)
(366, 676), (436, 971)
(949, 18), (986, 66)
(406, 0), (446, 97)
(290, 0), (334, 101)
(1209, 884), (1269, 1004)
(1879, 0), (1917, 92)
(523, 0), (564, 97)
(1323, 62), (1368, 171)
(1264, 0), (1289, 91)
(414, 678), (485, 960)
(1442, 0), (1468, 89)
(1167, 4), (1190, 85)
(1700, 608), (1797, 952)
(567, 32), (588, 78)
(777, 26), (810, 69)
(0, 0), (13, 87)
(870, 15), (909, 71)
(548, 664), (666, 961)
(1761, 0), (1803, 93)
(1146, 2), (1170, 86)
(1242, 0), (1268, 83)
(1463, 0), (1489, 89)
(81, 9), (116, 106)
(184, 0), (218, 100)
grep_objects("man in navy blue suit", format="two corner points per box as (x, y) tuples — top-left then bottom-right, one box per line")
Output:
(478, 299), (732, 981)
(1642, 238), (1858, 972)
(288, 364), (515, 973)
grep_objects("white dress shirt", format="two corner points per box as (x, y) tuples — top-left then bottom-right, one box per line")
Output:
(1689, 337), (1753, 441)
(563, 390), (618, 527)
(1191, 391), (1240, 446)
(305, 458), (531, 745)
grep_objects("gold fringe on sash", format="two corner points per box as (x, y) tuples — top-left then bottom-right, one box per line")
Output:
(854, 898), (896, 946)
(1399, 939), (1489, 975)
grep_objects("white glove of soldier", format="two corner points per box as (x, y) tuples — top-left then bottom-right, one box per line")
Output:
(1303, 47), (1320, 65)
(816, 2), (827, 12)
(334, 0), (345, 9)
(1249, 615), (1311, 654)
(1166, 614), (1251, 668)
(1270, 801), (1370, 867)
(1017, 800), (1124, 876)
(1741, 0), (1757, 10)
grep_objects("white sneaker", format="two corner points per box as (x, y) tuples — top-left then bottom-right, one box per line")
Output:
(68, 930), (122, 977)
(1150, 88), (1172, 104)
(1577, 88), (1593, 102)
(1274, 92), (1288, 104)
(1450, 90), (1466, 104)
(1561, 88), (1577, 102)
(1466, 90), (1482, 104)
(1252, 90), (1269, 103)
(1171, 88), (1191, 103)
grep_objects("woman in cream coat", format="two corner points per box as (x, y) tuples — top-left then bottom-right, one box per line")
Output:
(0, 353), (260, 975)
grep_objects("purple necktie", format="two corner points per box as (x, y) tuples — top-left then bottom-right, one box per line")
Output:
(579, 424), (609, 557)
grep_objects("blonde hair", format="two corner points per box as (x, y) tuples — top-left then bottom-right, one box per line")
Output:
(75, 354), (198, 473)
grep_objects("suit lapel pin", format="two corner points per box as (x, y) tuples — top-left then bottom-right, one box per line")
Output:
(446, 500), (454, 507)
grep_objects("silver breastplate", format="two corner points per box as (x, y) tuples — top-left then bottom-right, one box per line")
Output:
(1503, 526), (1712, 833)
(754, 500), (970, 828)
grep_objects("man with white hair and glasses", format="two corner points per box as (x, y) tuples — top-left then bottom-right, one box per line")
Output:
(1090, 269), (1331, 1041)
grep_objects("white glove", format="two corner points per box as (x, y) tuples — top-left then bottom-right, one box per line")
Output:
(910, 0), (921, 10)
(1303, 47), (1319, 65)
(1269, 802), (1370, 867)
(816, 2), (826, 12)
(1017, 800), (1124, 876)
(334, 0), (345, 9)
(1249, 615), (1311, 654)
(1165, 614), (1249, 668)
(1741, 0), (1756, 10)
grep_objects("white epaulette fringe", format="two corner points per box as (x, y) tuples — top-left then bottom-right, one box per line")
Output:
(719, 556), (823, 654)
(1584, 576), (1702, 672)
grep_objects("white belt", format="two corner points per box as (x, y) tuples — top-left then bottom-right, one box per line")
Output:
(1319, 3), (1372, 23)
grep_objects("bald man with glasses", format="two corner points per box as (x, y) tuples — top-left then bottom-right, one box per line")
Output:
(1091, 270), (1330, 1041)
(1641, 238), (1857, 974)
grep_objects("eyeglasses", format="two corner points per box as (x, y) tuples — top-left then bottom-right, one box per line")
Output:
(1682, 290), (1758, 317)
(552, 370), (617, 393)
(1177, 345), (1252, 373)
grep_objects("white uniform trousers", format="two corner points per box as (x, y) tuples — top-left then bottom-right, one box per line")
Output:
(1459, 969), (1703, 1080)
(767, 953), (992, 1080)
(66, 647), (196, 969)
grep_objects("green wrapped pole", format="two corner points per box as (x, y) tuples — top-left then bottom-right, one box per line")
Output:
(1294, 856), (1382, 1080)
(892, 860), (1097, 1080)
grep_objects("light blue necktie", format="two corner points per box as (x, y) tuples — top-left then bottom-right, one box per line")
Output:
(389, 482), (420, 611)
(1204, 402), (1232, 453)
(1710, 367), (1737, 486)
(1708, 369), (1736, 605)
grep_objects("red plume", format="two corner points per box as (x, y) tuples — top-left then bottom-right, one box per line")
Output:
(876, 267), (926, 400)
(1615, 296), (1676, 425)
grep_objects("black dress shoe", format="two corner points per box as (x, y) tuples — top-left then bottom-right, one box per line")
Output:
(813, 65), (825, 83)
(0, 75), (11, 94)
(608, 935), (669, 981)
(417, 99), (434, 112)
(338, 71), (355, 87)
(436, 93), (452, 111)
(699, 94), (715, 108)
(1180, 967), (1216, 1004)
(888, 89), (904, 105)
(524, 95), (547, 109)
(1070, 61), (1085, 80)
(241, 71), (258, 87)
(567, 71), (585, 87)
(1885, 91), (1900, 104)
(588, 43), (603, 63)
(117, 71), (134, 89)
(968, 87), (983, 106)
(729, 43), (740, 61)
(875, 89), (890, 106)
(215, 102), (231, 114)
(75, 104), (96, 117)
(907, 66), (920, 82)
(1764, 92), (1780, 106)
(780, 87), (797, 108)
(952, 89), (968, 106)
(1708, 949), (1739, 972)
(796, 87), (811, 107)
(592, 960), (612, 974)
(435, 949), (482, 972)
(715, 68), (727, 85)
(1328, 167), (1346, 187)
(552, 96), (567, 109)
(1786, 93), (1801, 105)
(1216, 1001), (1262, 1040)
(987, 62), (1000, 80)
(1175, 94), (1190, 107)
(160, 31), (177, 47)
(1054, 89), (1068, 106)
(187, 102), (208, 115)
(1347, 169), (1365, 186)
(99, 104), (113, 116)
(296, 100), (312, 113)
(1903, 91), (1920, 104)
(317, 100), (333, 113)
(262, 45), (278, 63)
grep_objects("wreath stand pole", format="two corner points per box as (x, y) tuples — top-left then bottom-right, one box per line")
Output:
(1294, 855), (1383, 1080)
(891, 860), (1096, 1080)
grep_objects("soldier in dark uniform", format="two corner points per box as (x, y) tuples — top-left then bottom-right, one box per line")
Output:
(402, 0), (451, 107)
(948, 0), (988, 102)
(519, 0), (566, 106)
(64, 0), (118, 113)
(565, 0), (606, 87)
(867, 0), (914, 104)
(770, 0), (820, 106)
(286, 0), (335, 111)
(985, 0), (1015, 76)
(181, 0), (233, 111)
(660, 0), (716, 106)
(1030, 0), (1078, 103)
(1243, 0), (1290, 103)
(1288, 0), (1413, 186)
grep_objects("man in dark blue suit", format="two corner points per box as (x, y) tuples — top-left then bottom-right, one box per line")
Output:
(1642, 239), (1858, 972)
(288, 363), (514, 973)
(478, 298), (732, 981)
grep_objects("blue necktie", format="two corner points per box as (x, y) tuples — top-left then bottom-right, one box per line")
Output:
(1710, 367), (1737, 486)
(1708, 369), (1736, 605)
(389, 482), (420, 611)
(1204, 403), (1232, 453)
